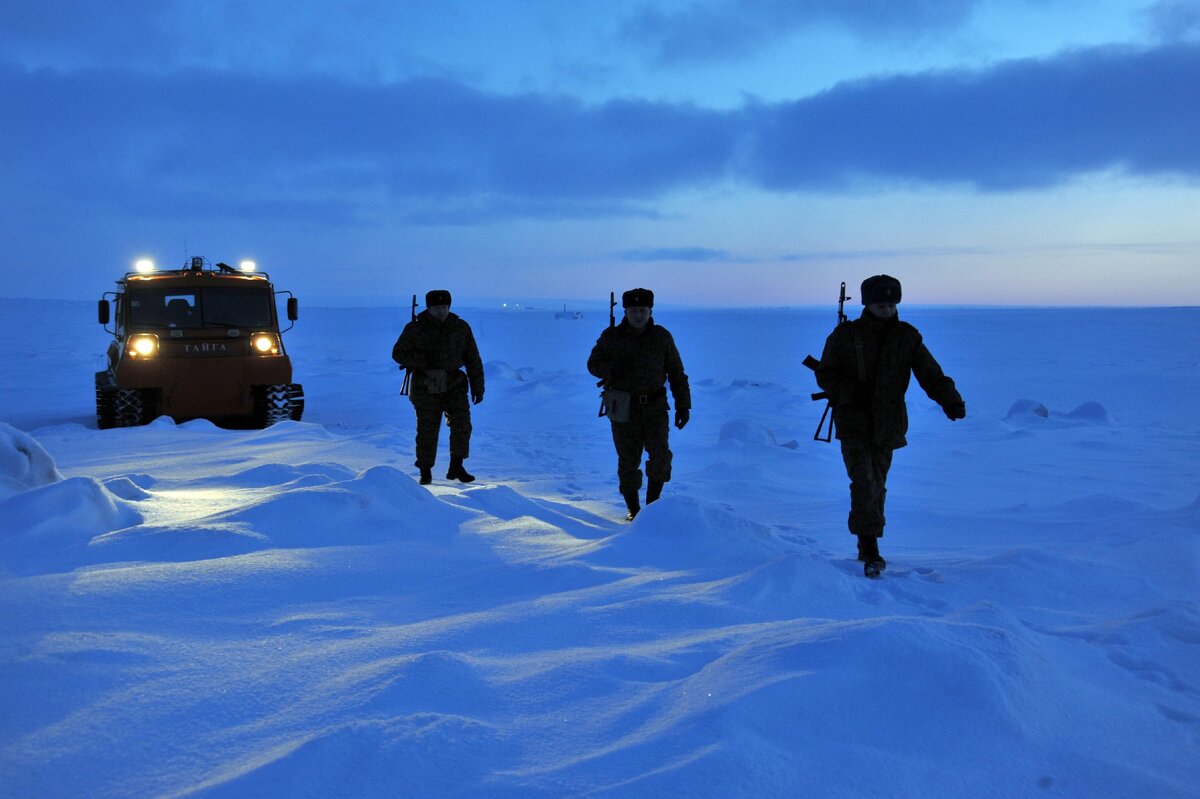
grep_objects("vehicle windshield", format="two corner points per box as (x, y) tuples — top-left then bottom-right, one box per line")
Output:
(126, 287), (274, 329)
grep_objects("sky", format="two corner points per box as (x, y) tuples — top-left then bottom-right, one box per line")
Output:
(1, 0), (1198, 307)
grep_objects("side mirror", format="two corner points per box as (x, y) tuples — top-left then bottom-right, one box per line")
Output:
(98, 299), (110, 325)
(287, 297), (299, 321)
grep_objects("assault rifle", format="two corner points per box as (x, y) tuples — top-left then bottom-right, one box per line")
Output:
(597, 291), (616, 417)
(398, 293), (418, 396)
(802, 282), (851, 442)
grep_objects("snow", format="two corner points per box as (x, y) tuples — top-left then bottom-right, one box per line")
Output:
(1, 299), (1198, 797)
(0, 423), (63, 501)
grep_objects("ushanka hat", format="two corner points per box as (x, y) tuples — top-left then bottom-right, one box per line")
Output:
(425, 289), (452, 307)
(861, 275), (902, 305)
(622, 287), (654, 308)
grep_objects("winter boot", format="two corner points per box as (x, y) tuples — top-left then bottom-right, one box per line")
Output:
(858, 534), (886, 577)
(419, 467), (433, 485)
(622, 490), (641, 522)
(446, 458), (475, 483)
(646, 479), (664, 505)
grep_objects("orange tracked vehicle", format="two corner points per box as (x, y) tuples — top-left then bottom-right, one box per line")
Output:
(96, 256), (304, 428)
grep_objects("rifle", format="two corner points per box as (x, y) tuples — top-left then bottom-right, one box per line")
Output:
(802, 282), (850, 442)
(597, 291), (616, 417)
(398, 293), (418, 396)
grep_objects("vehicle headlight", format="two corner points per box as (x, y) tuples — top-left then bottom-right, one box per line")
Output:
(127, 333), (159, 357)
(239, 260), (257, 272)
(134, 258), (156, 273)
(251, 333), (280, 354)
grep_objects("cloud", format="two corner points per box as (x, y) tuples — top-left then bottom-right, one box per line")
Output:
(614, 247), (746, 263)
(403, 198), (663, 226)
(1139, 0), (1200, 42)
(780, 241), (1200, 263)
(1, 43), (1198, 228)
(744, 44), (1200, 191)
(0, 1), (450, 77)
(0, 1), (166, 63)
(622, 0), (979, 64)
(0, 65), (738, 224)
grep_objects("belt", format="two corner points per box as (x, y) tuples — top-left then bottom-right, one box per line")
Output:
(632, 387), (667, 405)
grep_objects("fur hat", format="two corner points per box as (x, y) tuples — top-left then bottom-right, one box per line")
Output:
(861, 275), (902, 305)
(621, 287), (654, 308)
(425, 289), (452, 307)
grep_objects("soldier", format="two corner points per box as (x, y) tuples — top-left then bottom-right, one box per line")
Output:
(588, 288), (691, 520)
(815, 275), (965, 576)
(391, 290), (484, 485)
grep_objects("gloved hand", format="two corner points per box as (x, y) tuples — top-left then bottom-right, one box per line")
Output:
(472, 391), (484, 405)
(674, 408), (690, 430)
(944, 402), (966, 421)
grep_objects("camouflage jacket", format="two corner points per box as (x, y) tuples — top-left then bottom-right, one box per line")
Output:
(587, 319), (691, 411)
(392, 311), (484, 396)
(815, 310), (961, 448)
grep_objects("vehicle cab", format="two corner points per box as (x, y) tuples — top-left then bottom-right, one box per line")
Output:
(96, 256), (304, 428)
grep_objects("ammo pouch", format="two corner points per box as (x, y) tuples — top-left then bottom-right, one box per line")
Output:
(600, 389), (632, 423)
(423, 369), (448, 395)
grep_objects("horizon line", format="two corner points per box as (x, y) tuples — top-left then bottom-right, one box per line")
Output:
(3, 295), (1198, 312)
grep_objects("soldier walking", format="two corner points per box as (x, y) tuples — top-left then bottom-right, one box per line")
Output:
(588, 288), (691, 520)
(815, 275), (965, 576)
(392, 290), (484, 485)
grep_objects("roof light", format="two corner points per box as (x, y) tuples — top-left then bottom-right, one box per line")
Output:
(134, 258), (156, 273)
(239, 260), (257, 273)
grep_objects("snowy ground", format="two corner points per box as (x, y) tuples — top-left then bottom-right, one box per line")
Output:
(1, 299), (1197, 798)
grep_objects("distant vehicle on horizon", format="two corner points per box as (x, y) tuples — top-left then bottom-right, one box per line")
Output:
(95, 256), (304, 429)
(554, 304), (583, 320)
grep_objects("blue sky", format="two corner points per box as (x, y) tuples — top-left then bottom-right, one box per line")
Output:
(2, 0), (1197, 306)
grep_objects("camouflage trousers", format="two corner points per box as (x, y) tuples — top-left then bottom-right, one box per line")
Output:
(610, 411), (672, 495)
(840, 440), (894, 537)
(410, 387), (472, 469)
